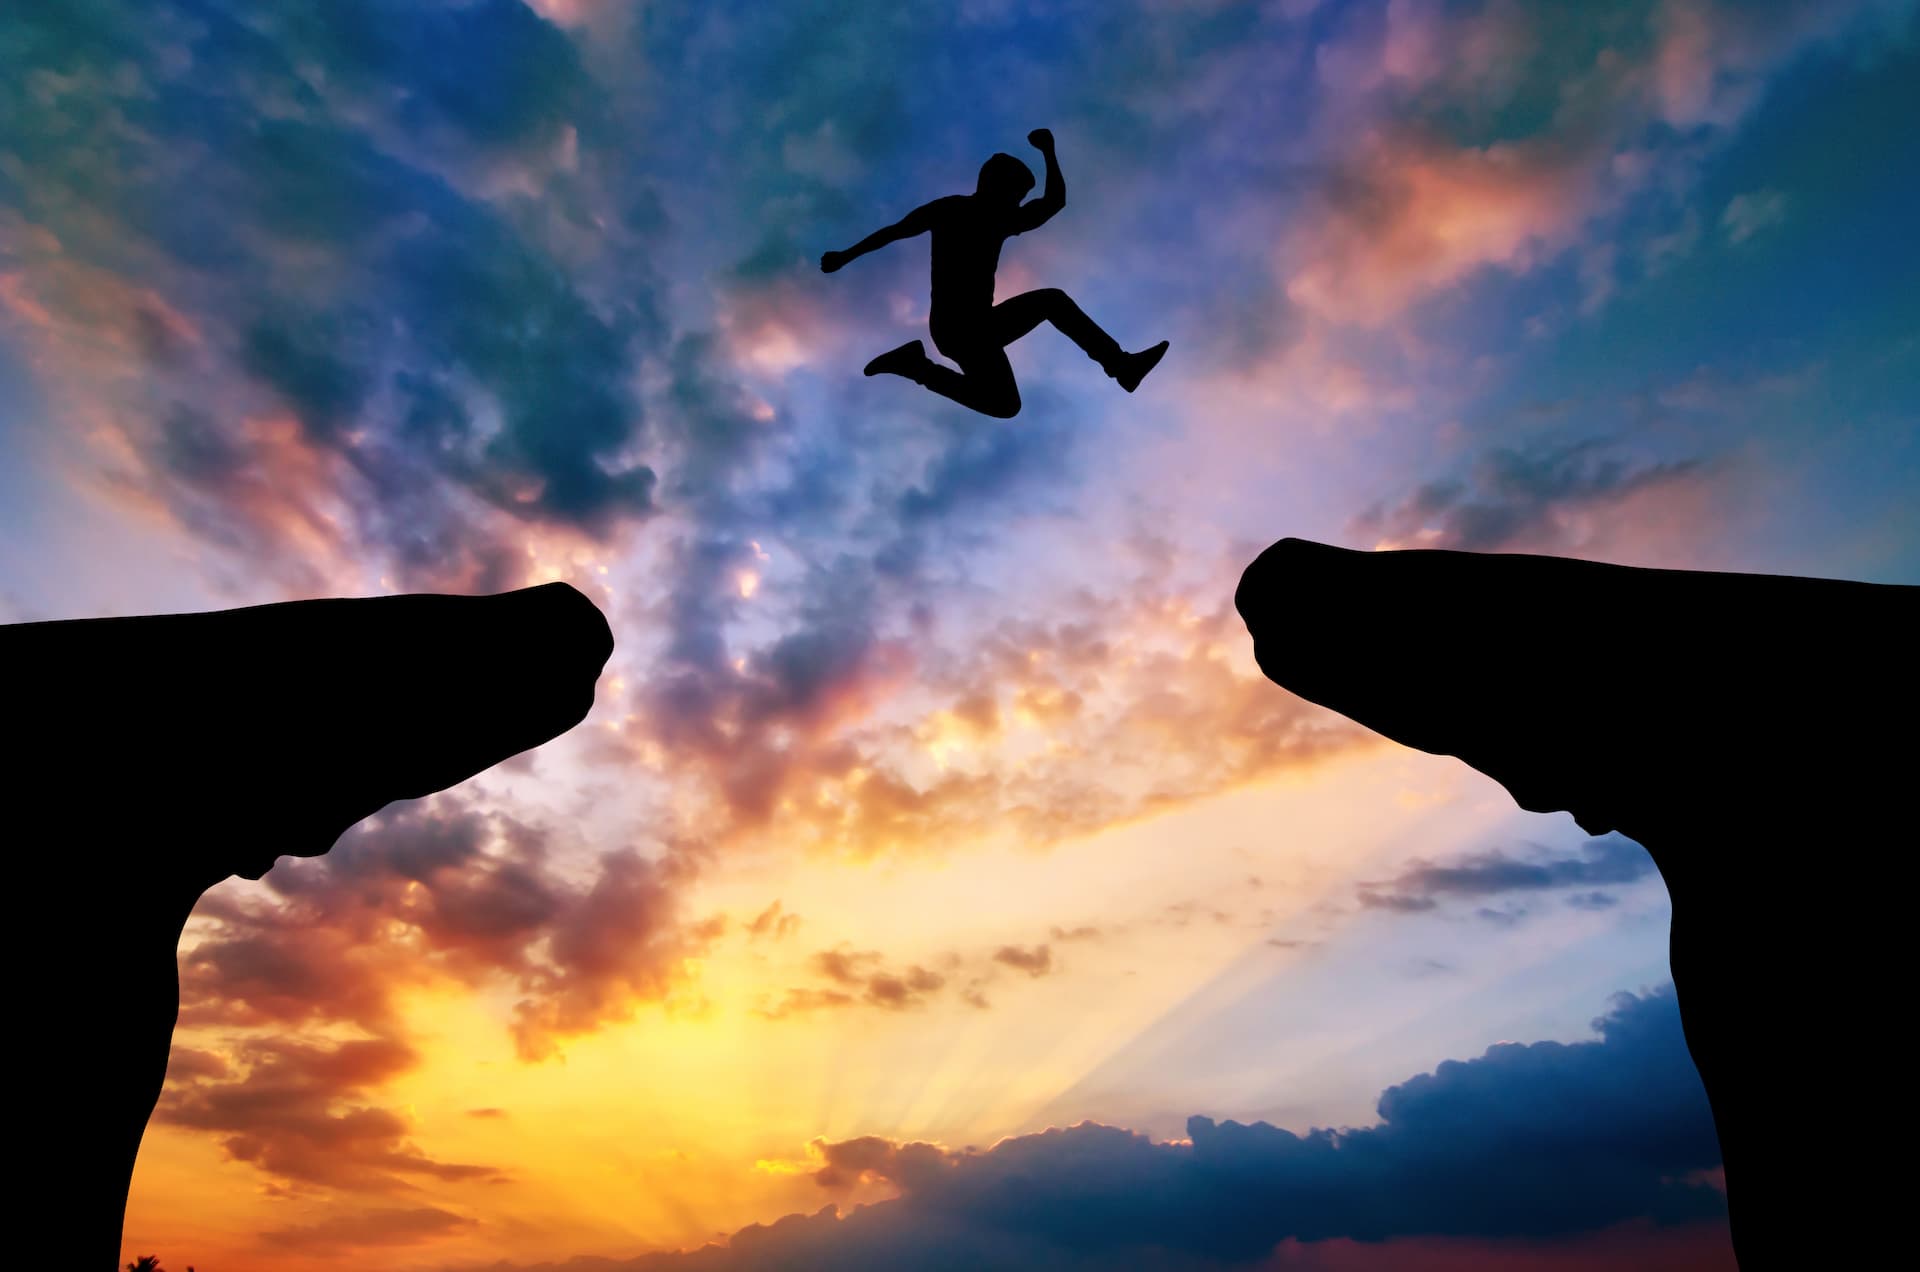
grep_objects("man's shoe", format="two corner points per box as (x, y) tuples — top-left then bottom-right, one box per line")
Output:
(1112, 340), (1169, 393)
(865, 340), (928, 378)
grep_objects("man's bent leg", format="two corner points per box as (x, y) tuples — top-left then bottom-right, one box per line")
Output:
(993, 289), (1125, 370)
(874, 336), (1020, 419)
(921, 347), (1021, 418)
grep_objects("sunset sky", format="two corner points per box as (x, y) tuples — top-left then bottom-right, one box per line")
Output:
(4, 1), (1917, 1268)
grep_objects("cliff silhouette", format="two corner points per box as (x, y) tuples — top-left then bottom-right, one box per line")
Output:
(1236, 537), (1920, 1270)
(3, 583), (613, 1270)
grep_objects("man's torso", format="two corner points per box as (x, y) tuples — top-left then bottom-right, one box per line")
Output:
(927, 195), (1010, 320)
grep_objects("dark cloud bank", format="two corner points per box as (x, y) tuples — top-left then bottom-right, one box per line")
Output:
(449, 987), (1726, 1271)
(1356, 833), (1656, 918)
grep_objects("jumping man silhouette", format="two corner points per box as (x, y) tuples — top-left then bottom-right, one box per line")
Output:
(822, 129), (1168, 419)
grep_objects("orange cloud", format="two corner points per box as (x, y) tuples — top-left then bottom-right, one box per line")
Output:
(178, 798), (722, 1079)
(1285, 131), (1598, 326)
(156, 1036), (497, 1195)
(616, 560), (1373, 870)
(754, 927), (1075, 1019)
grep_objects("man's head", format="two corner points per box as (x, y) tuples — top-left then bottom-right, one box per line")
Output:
(976, 152), (1035, 205)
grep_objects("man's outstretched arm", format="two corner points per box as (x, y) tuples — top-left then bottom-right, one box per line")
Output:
(1012, 129), (1063, 234)
(821, 201), (939, 272)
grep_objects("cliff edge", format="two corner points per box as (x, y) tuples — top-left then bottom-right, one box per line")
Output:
(1236, 537), (1919, 1269)
(4, 582), (614, 1268)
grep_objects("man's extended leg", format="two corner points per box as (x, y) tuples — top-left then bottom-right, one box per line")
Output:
(992, 289), (1168, 393)
(865, 339), (1021, 418)
(993, 288), (1122, 366)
